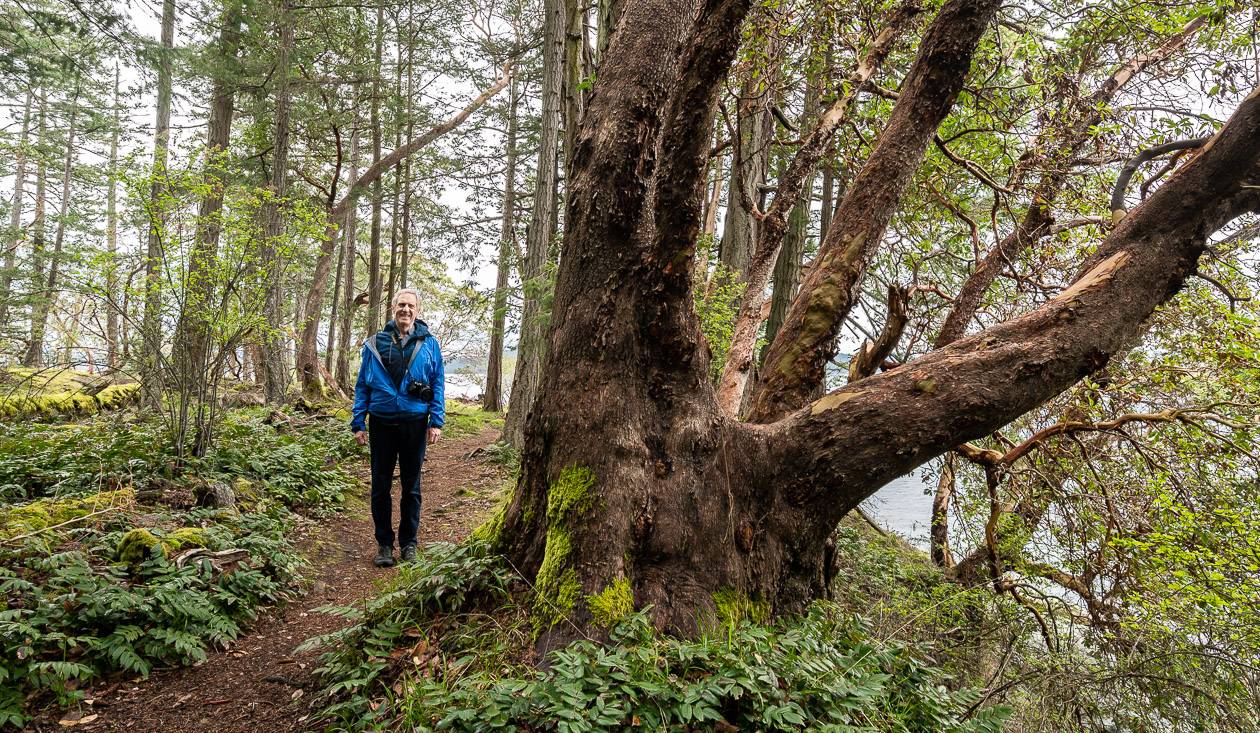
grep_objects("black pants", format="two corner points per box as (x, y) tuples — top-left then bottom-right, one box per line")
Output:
(368, 416), (427, 548)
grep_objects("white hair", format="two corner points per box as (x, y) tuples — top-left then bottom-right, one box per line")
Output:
(390, 288), (422, 313)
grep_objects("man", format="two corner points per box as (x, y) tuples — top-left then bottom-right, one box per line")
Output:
(351, 288), (445, 567)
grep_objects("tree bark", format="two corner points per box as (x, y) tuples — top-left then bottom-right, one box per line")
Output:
(749, 0), (1002, 423)
(24, 85), (79, 367)
(335, 126), (362, 387)
(364, 2), (386, 337)
(485, 80), (518, 413)
(502, 0), (566, 449)
(0, 90), (33, 327)
(260, 0), (294, 403)
(104, 72), (121, 370)
(175, 0), (243, 385)
(141, 0), (177, 407)
(717, 74), (771, 279)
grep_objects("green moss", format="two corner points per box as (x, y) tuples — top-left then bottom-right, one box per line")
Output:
(116, 528), (160, 564)
(712, 588), (770, 627)
(469, 500), (508, 548)
(546, 465), (596, 523)
(531, 466), (600, 630)
(1, 489), (133, 540)
(0, 382), (139, 420)
(587, 576), (634, 629)
(161, 527), (208, 551)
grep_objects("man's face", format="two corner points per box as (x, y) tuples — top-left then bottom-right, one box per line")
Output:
(393, 294), (418, 332)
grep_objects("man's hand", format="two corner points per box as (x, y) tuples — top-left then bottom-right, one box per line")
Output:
(428, 427), (442, 445)
(354, 430), (368, 446)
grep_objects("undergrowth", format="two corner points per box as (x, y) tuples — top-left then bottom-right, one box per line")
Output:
(0, 404), (362, 727)
(307, 540), (1009, 733)
(0, 506), (303, 728)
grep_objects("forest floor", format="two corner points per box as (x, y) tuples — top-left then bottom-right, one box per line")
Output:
(32, 425), (506, 733)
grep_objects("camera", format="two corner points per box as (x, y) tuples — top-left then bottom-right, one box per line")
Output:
(406, 379), (434, 402)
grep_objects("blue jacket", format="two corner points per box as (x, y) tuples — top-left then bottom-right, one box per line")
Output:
(350, 319), (445, 432)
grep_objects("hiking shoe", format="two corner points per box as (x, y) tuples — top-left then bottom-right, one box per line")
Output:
(400, 544), (417, 562)
(374, 545), (395, 568)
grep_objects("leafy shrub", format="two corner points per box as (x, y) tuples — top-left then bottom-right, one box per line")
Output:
(307, 539), (1007, 732)
(399, 607), (1007, 733)
(303, 541), (514, 728)
(202, 409), (358, 511)
(0, 415), (168, 502)
(0, 506), (303, 728)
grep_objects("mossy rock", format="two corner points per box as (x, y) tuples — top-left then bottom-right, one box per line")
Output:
(0, 381), (140, 420)
(161, 527), (209, 551)
(1, 489), (134, 540)
(116, 528), (161, 564)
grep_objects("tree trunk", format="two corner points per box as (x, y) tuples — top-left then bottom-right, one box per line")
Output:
(502, 0), (565, 449)
(385, 17), (405, 302)
(326, 224), (344, 375)
(260, 0), (294, 403)
(485, 80), (518, 413)
(105, 69), (121, 370)
(335, 127), (362, 388)
(717, 74), (771, 279)
(0, 90), (33, 327)
(24, 85), (79, 367)
(175, 0), (243, 386)
(22, 94), (48, 358)
(141, 0), (176, 407)
(364, 2), (385, 336)
(562, 0), (584, 173)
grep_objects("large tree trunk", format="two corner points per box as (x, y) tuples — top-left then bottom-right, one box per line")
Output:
(489, 0), (1260, 647)
(24, 86), (79, 367)
(485, 80), (518, 413)
(502, 0), (566, 449)
(141, 0), (176, 407)
(0, 90), (33, 327)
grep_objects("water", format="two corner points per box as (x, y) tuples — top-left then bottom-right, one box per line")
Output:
(862, 471), (934, 548)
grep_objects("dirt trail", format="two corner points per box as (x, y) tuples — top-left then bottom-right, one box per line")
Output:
(36, 427), (505, 733)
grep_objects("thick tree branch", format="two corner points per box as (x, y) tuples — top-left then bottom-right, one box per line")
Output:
(748, 0), (1002, 423)
(1109, 136), (1209, 221)
(329, 64), (511, 219)
(847, 284), (909, 382)
(713, 1), (920, 414)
